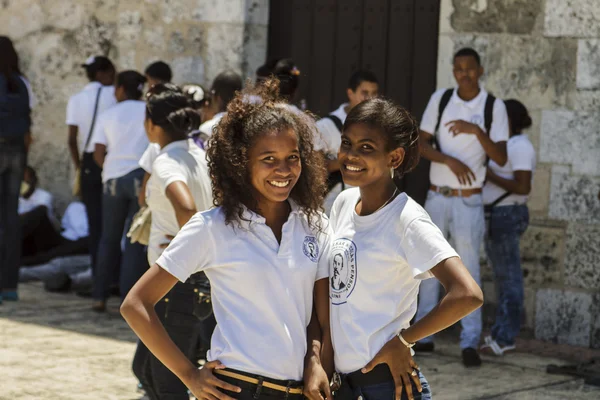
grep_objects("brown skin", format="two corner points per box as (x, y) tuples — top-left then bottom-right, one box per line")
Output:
(339, 123), (484, 400)
(122, 128), (331, 400)
(420, 55), (507, 186)
(485, 127), (532, 195)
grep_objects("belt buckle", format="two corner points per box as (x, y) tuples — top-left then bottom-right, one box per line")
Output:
(439, 186), (453, 197)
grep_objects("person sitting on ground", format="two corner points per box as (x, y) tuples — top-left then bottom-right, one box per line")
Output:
(20, 200), (89, 267)
(19, 165), (56, 223)
(19, 254), (93, 294)
(144, 61), (172, 88)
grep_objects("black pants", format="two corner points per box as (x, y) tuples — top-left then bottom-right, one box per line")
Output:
(80, 152), (102, 272)
(218, 370), (304, 400)
(20, 205), (88, 266)
(132, 281), (201, 400)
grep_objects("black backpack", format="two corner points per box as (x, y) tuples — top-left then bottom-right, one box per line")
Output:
(0, 73), (31, 141)
(323, 114), (345, 194)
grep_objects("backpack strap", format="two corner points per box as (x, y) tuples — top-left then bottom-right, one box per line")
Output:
(324, 114), (343, 132)
(433, 88), (453, 152)
(484, 94), (495, 135)
(83, 87), (103, 153)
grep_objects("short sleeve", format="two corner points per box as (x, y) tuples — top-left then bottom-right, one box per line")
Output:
(153, 155), (188, 193)
(66, 96), (77, 126)
(315, 217), (332, 281)
(489, 99), (509, 143)
(419, 89), (446, 135)
(398, 216), (459, 280)
(156, 212), (213, 282)
(508, 139), (536, 172)
(92, 114), (107, 146)
(139, 143), (160, 173)
(315, 118), (341, 155)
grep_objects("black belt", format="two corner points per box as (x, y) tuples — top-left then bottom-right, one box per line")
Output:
(343, 364), (393, 388)
(215, 368), (303, 396)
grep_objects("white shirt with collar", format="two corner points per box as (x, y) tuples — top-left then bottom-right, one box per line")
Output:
(483, 134), (536, 206)
(328, 188), (458, 373)
(420, 88), (509, 189)
(66, 82), (117, 155)
(60, 201), (89, 241)
(315, 103), (348, 156)
(198, 112), (226, 138)
(156, 202), (331, 380)
(139, 143), (161, 174)
(92, 100), (149, 183)
(19, 188), (54, 219)
(146, 139), (213, 265)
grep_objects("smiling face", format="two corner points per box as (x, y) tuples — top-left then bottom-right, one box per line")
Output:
(338, 123), (404, 189)
(247, 127), (302, 209)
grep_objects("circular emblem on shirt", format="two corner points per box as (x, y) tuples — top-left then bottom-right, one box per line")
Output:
(330, 238), (357, 305)
(470, 114), (483, 127)
(303, 236), (319, 263)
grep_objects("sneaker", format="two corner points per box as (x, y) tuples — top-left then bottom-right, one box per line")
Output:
(481, 336), (516, 356)
(2, 291), (18, 301)
(462, 347), (482, 367)
(413, 342), (435, 352)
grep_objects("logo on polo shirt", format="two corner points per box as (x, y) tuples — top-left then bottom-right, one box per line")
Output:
(303, 236), (319, 262)
(330, 238), (357, 305)
(470, 114), (483, 127)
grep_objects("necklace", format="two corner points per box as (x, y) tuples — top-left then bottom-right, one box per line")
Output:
(359, 187), (399, 216)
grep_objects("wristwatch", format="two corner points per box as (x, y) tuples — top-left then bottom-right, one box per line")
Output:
(398, 330), (415, 348)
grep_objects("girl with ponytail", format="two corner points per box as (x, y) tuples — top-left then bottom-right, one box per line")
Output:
(326, 98), (483, 400)
(128, 83), (214, 399)
(91, 70), (150, 312)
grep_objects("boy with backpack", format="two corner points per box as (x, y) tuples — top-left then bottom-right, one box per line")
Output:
(414, 48), (509, 367)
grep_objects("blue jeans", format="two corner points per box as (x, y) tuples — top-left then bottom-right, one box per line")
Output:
(485, 204), (529, 346)
(416, 190), (484, 349)
(338, 371), (431, 400)
(0, 143), (25, 291)
(93, 168), (148, 301)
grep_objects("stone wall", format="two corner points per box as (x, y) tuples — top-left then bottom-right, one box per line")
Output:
(0, 0), (268, 212)
(438, 0), (600, 347)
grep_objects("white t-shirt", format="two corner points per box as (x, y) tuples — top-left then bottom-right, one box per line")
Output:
(315, 103), (348, 156)
(420, 88), (509, 189)
(198, 112), (225, 138)
(146, 140), (213, 265)
(156, 203), (331, 380)
(61, 201), (89, 241)
(19, 188), (54, 219)
(66, 82), (117, 155)
(92, 100), (149, 182)
(139, 143), (161, 174)
(483, 134), (536, 206)
(328, 188), (459, 373)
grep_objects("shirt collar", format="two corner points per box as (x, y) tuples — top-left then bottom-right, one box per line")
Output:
(450, 87), (487, 109)
(240, 199), (302, 225)
(83, 81), (103, 91)
(159, 139), (189, 154)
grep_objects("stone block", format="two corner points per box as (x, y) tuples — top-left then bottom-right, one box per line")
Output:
(436, 35), (576, 108)
(544, 0), (600, 37)
(117, 10), (143, 43)
(193, 0), (246, 23)
(521, 225), (565, 287)
(572, 89), (600, 111)
(0, 0), (45, 39)
(245, 0), (269, 26)
(142, 25), (167, 53)
(528, 163), (551, 215)
(549, 168), (600, 223)
(201, 23), (245, 84)
(540, 110), (600, 176)
(171, 56), (206, 86)
(535, 288), (592, 347)
(523, 287), (536, 329)
(591, 293), (600, 349)
(439, 0), (454, 34)
(42, 0), (87, 30)
(449, 0), (542, 34)
(577, 40), (600, 89)
(243, 23), (268, 79)
(169, 30), (186, 55)
(564, 224), (600, 290)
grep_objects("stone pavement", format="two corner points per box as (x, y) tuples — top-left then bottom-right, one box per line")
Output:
(2, 282), (600, 400)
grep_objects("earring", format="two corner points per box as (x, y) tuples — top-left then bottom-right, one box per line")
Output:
(390, 167), (395, 178)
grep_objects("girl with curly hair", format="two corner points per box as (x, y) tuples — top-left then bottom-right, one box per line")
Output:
(327, 98), (483, 400)
(121, 80), (333, 400)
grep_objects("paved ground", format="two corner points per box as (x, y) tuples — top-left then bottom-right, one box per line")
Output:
(2, 282), (600, 400)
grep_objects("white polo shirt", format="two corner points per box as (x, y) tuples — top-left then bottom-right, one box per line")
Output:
(483, 134), (536, 206)
(146, 139), (213, 265)
(92, 100), (149, 183)
(328, 188), (458, 373)
(60, 201), (89, 241)
(315, 103), (348, 156)
(66, 82), (117, 155)
(139, 143), (161, 174)
(198, 112), (225, 138)
(420, 88), (509, 189)
(19, 188), (54, 219)
(156, 203), (331, 380)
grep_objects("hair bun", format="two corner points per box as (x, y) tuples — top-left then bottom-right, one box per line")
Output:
(166, 108), (201, 135)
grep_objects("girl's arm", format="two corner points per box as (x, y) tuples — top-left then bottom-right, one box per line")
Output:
(401, 256), (483, 344)
(165, 181), (197, 228)
(93, 143), (106, 168)
(486, 168), (532, 195)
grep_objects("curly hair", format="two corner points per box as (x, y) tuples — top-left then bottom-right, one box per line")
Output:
(206, 79), (327, 229)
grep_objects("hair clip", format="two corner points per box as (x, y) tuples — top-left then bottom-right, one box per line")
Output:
(291, 66), (301, 76)
(137, 83), (144, 91)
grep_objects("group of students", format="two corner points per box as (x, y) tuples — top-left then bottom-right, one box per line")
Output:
(0, 35), (536, 400)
